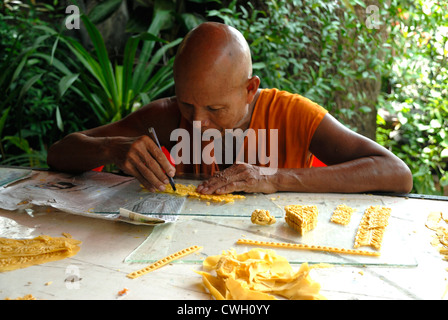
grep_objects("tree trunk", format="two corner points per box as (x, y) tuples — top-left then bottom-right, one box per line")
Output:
(334, 1), (389, 141)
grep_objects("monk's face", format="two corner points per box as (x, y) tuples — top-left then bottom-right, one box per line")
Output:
(175, 68), (255, 135)
(174, 22), (259, 135)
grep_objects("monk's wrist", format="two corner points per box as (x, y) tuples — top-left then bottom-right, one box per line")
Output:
(268, 168), (305, 193)
(259, 167), (282, 193)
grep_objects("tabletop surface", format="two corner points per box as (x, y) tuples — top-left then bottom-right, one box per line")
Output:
(0, 173), (447, 300)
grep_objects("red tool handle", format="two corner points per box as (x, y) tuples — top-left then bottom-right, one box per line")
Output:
(161, 146), (175, 167)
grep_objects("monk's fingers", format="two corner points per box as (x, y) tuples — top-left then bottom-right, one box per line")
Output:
(145, 136), (175, 178)
(197, 163), (255, 194)
(138, 149), (170, 188)
(214, 176), (257, 194)
(118, 136), (170, 191)
(137, 155), (170, 191)
(133, 169), (157, 193)
(121, 155), (167, 191)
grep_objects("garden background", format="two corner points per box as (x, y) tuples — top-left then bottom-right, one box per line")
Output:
(0, 0), (447, 195)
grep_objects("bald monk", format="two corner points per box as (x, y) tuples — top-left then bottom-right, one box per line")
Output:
(47, 22), (413, 194)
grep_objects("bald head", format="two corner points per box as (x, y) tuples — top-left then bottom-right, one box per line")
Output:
(173, 22), (253, 87)
(173, 22), (260, 134)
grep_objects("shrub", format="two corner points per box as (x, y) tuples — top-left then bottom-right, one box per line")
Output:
(377, 0), (448, 194)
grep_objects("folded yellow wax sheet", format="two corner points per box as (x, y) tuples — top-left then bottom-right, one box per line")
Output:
(0, 235), (81, 272)
(196, 248), (326, 300)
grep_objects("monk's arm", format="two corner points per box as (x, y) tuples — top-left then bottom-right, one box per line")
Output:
(272, 114), (413, 193)
(47, 124), (140, 173)
(47, 98), (179, 190)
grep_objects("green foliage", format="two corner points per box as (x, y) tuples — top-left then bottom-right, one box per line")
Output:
(377, 0), (448, 194)
(208, 0), (387, 122)
(0, 9), (88, 167)
(51, 12), (182, 124)
(211, 0), (447, 194)
(87, 0), (124, 24)
(0, 1), (182, 167)
(1, 0), (446, 196)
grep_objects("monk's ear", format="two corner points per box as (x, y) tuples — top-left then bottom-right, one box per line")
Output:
(246, 75), (260, 103)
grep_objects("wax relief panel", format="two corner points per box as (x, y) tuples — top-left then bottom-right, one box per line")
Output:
(169, 121), (279, 174)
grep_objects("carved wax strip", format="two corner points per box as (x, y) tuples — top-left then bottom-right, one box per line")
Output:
(236, 238), (380, 257)
(127, 245), (202, 279)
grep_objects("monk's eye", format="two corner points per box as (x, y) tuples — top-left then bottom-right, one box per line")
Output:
(207, 106), (222, 112)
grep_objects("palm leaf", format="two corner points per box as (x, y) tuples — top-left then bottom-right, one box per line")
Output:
(132, 9), (172, 91)
(80, 15), (118, 108)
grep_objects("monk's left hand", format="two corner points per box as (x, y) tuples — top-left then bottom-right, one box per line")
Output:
(196, 162), (278, 194)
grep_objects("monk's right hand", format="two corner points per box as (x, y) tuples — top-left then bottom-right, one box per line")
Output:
(110, 135), (175, 192)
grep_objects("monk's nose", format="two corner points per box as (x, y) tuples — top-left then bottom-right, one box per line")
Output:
(192, 110), (210, 128)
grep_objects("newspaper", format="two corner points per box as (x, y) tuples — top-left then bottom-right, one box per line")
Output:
(0, 169), (182, 225)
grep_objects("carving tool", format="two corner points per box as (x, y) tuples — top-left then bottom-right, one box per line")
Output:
(148, 127), (176, 191)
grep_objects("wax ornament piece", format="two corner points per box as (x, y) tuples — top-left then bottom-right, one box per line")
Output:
(330, 204), (355, 225)
(354, 205), (391, 250)
(251, 209), (276, 225)
(284, 205), (318, 235)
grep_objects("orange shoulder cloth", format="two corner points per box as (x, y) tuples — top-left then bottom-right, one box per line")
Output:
(173, 88), (328, 176)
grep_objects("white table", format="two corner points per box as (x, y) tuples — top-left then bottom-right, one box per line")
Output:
(1, 180), (447, 300)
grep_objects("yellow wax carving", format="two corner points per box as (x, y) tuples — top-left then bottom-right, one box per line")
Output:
(354, 205), (391, 250)
(284, 205), (318, 235)
(157, 183), (246, 203)
(330, 204), (355, 225)
(425, 211), (448, 264)
(0, 235), (81, 272)
(251, 209), (276, 225)
(127, 245), (202, 279)
(237, 238), (380, 256)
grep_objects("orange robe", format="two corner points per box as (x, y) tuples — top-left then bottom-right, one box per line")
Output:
(174, 88), (328, 177)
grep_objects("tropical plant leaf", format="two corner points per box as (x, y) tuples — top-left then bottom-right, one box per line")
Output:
(58, 73), (79, 99)
(88, 0), (124, 25)
(132, 9), (172, 89)
(0, 107), (11, 139)
(80, 15), (118, 108)
(55, 106), (64, 132)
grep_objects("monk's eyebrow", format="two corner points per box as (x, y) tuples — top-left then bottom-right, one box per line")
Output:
(179, 101), (225, 109)
(179, 101), (194, 107)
